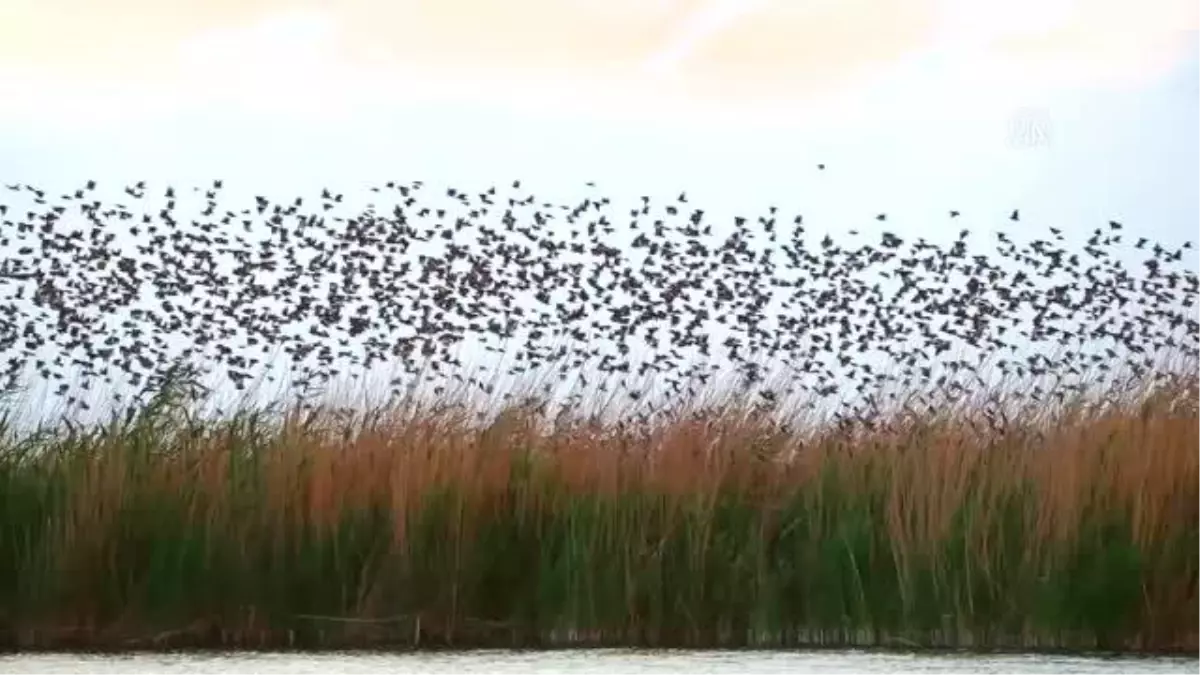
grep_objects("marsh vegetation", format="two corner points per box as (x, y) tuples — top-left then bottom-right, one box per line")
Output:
(0, 179), (1195, 652)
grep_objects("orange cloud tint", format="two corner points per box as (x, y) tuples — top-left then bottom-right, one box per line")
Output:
(0, 0), (1195, 126)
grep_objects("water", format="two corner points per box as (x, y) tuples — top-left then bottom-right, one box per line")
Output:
(1, 650), (1195, 674)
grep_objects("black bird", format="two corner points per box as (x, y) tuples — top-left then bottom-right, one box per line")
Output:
(0, 173), (1193, 434)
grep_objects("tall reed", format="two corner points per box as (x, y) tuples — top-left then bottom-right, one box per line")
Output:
(0, 372), (1195, 652)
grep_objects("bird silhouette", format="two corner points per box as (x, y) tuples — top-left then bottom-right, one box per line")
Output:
(0, 176), (1193, 431)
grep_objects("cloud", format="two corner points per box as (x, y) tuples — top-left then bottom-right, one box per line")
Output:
(642, 0), (769, 76)
(0, 0), (1196, 133)
(931, 0), (1198, 89)
(176, 8), (340, 106)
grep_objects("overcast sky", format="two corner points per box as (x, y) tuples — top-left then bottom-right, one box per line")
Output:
(0, 0), (1197, 422)
(0, 0), (1196, 241)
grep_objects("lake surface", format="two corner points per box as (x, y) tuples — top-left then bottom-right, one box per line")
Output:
(2, 650), (1196, 674)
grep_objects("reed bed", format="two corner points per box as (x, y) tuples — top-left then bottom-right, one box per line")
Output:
(0, 372), (1196, 653)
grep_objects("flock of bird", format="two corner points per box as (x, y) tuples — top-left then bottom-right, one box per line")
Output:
(0, 176), (1196, 427)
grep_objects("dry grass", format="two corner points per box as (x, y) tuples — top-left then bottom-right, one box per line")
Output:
(0, 372), (1195, 652)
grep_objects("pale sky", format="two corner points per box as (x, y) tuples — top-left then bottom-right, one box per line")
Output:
(0, 0), (1196, 243)
(0, 0), (1197, 422)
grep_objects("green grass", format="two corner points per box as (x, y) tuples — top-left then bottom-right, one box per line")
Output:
(0, 374), (1195, 653)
